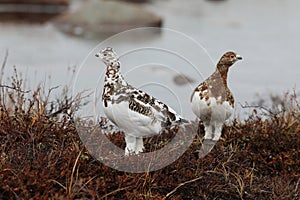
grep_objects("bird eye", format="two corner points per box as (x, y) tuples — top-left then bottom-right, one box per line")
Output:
(230, 55), (235, 59)
(103, 53), (107, 56)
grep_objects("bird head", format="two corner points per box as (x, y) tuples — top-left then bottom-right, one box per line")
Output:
(95, 47), (119, 67)
(218, 52), (242, 67)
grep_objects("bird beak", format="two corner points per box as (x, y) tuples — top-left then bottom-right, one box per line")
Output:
(95, 53), (100, 57)
(236, 55), (242, 60)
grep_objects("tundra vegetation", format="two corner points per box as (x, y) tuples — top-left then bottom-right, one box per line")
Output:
(0, 55), (299, 199)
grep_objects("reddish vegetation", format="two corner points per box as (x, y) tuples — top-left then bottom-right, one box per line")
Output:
(0, 65), (299, 199)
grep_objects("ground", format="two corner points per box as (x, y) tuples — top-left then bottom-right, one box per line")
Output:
(0, 67), (299, 199)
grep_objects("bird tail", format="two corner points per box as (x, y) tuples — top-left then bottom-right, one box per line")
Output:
(175, 117), (189, 125)
(171, 115), (190, 129)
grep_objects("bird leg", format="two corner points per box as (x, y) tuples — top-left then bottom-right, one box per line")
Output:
(135, 137), (145, 154)
(212, 122), (223, 141)
(203, 122), (214, 140)
(203, 121), (224, 141)
(124, 134), (136, 156)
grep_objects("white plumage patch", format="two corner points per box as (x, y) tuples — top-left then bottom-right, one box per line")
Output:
(191, 91), (234, 140)
(191, 92), (233, 122)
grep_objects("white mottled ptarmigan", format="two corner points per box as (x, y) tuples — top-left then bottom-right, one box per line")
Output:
(191, 52), (242, 141)
(96, 47), (188, 156)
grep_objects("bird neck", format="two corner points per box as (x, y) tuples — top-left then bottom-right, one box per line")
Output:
(102, 63), (128, 106)
(104, 62), (127, 86)
(215, 63), (230, 85)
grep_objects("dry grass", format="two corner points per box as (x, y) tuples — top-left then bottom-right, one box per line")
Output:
(0, 58), (299, 199)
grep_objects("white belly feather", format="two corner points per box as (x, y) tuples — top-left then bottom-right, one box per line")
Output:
(191, 91), (233, 123)
(103, 101), (162, 137)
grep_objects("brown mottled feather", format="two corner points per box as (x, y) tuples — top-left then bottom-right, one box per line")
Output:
(191, 52), (242, 107)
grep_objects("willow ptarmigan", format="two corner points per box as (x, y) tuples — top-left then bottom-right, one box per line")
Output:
(96, 47), (188, 155)
(191, 52), (242, 141)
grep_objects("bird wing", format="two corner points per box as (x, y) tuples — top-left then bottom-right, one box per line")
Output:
(191, 81), (209, 102)
(128, 86), (188, 128)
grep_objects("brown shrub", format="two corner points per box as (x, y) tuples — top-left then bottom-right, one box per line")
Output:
(0, 60), (299, 199)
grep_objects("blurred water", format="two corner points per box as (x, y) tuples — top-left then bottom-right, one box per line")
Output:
(0, 0), (299, 119)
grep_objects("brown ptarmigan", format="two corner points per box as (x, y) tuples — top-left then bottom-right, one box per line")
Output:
(191, 52), (242, 141)
(95, 47), (188, 156)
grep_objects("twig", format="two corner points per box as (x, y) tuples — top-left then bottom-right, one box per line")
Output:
(294, 178), (300, 193)
(68, 150), (82, 195)
(48, 104), (72, 117)
(99, 186), (133, 200)
(46, 85), (60, 99)
(0, 49), (8, 83)
(164, 176), (202, 199)
(0, 84), (30, 93)
(78, 175), (99, 193)
(48, 179), (67, 190)
(47, 89), (92, 118)
(239, 103), (278, 116)
(8, 186), (21, 200)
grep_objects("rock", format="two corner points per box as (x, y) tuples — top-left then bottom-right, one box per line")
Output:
(173, 74), (195, 86)
(53, 0), (162, 37)
(0, 0), (69, 23)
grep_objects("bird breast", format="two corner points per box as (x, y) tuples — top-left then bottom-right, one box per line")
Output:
(191, 92), (234, 123)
